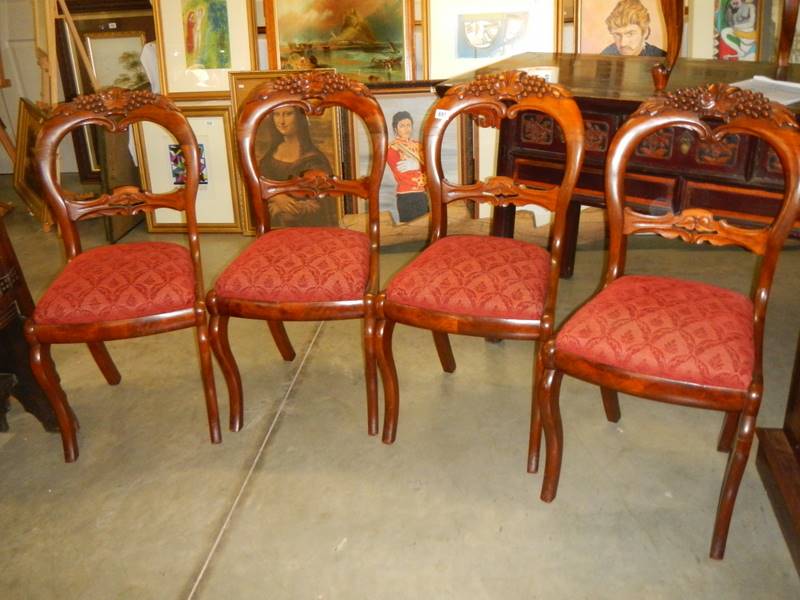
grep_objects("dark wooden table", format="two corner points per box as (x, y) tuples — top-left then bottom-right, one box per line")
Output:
(0, 202), (57, 431)
(437, 52), (800, 277)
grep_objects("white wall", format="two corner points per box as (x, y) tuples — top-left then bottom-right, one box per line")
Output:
(0, 0), (77, 174)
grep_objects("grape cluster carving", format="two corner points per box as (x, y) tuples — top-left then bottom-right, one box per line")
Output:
(454, 70), (567, 101)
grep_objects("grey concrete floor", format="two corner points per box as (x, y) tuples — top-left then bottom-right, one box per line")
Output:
(1, 174), (799, 598)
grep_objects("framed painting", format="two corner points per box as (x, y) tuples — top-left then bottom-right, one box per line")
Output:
(152, 0), (257, 98)
(264, 0), (415, 82)
(577, 0), (666, 56)
(85, 31), (148, 89)
(136, 104), (242, 231)
(424, 0), (556, 79)
(352, 82), (465, 227)
(230, 69), (347, 233)
(13, 99), (53, 230)
(713, 0), (762, 62)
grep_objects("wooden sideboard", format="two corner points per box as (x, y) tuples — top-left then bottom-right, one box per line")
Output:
(437, 53), (800, 276)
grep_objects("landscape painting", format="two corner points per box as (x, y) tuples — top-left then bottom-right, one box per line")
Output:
(268, 0), (413, 81)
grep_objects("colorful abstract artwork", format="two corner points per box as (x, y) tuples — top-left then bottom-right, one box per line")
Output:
(272, 0), (410, 82)
(169, 143), (209, 185)
(456, 12), (529, 59)
(181, 0), (232, 69)
(714, 0), (759, 61)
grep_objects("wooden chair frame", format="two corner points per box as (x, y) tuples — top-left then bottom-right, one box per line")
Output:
(375, 70), (585, 444)
(207, 71), (387, 434)
(25, 88), (221, 462)
(532, 83), (800, 559)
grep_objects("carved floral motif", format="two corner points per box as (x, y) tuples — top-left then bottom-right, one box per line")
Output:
(51, 87), (178, 118)
(452, 70), (569, 101)
(249, 71), (370, 104)
(636, 83), (799, 129)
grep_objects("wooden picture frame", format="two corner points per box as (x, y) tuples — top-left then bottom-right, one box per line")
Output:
(136, 104), (242, 232)
(85, 30), (148, 89)
(576, 0), (666, 56)
(264, 0), (415, 82)
(229, 69), (347, 233)
(152, 0), (257, 99)
(424, 0), (557, 79)
(13, 99), (53, 230)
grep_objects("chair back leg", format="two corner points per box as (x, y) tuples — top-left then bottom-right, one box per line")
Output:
(87, 342), (121, 385)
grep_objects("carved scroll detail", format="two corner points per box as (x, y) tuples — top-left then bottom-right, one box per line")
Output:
(443, 176), (558, 209)
(635, 83), (799, 130)
(63, 187), (181, 221)
(452, 70), (569, 102)
(249, 71), (370, 104)
(624, 207), (767, 253)
(51, 87), (178, 118)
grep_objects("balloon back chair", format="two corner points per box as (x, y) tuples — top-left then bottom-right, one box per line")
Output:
(207, 71), (387, 434)
(534, 84), (800, 558)
(26, 88), (221, 462)
(375, 70), (585, 444)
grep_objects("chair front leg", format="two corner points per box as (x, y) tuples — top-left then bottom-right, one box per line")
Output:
(267, 320), (296, 361)
(375, 318), (399, 444)
(432, 331), (456, 373)
(363, 302), (379, 436)
(528, 342), (544, 473)
(710, 411), (757, 559)
(207, 296), (242, 433)
(87, 342), (121, 385)
(539, 367), (564, 503)
(26, 330), (78, 462)
(194, 306), (221, 444)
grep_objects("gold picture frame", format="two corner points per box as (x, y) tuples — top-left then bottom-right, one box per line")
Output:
(13, 98), (53, 230)
(84, 30), (148, 89)
(264, 0), (415, 82)
(229, 69), (347, 234)
(152, 0), (257, 99)
(136, 104), (242, 232)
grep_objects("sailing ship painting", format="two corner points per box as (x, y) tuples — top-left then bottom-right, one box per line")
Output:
(273, 1), (409, 81)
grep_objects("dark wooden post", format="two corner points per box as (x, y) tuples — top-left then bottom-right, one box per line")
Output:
(652, 0), (685, 91)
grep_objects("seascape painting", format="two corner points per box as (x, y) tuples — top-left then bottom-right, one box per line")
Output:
(272, 0), (410, 82)
(182, 0), (232, 69)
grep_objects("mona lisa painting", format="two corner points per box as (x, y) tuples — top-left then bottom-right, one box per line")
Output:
(182, 0), (232, 68)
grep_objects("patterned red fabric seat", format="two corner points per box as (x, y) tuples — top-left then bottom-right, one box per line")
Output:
(556, 275), (754, 390)
(214, 227), (370, 303)
(386, 235), (551, 320)
(34, 242), (195, 325)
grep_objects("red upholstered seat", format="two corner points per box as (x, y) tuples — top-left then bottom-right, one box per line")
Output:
(214, 227), (370, 303)
(556, 275), (754, 390)
(386, 235), (551, 320)
(34, 242), (195, 325)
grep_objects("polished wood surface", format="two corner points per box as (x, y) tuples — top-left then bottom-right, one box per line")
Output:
(533, 84), (800, 559)
(375, 70), (585, 444)
(439, 53), (800, 278)
(757, 331), (800, 575)
(207, 71), (388, 435)
(0, 202), (57, 432)
(26, 88), (220, 462)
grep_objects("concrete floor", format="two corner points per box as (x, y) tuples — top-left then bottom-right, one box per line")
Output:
(1, 174), (799, 598)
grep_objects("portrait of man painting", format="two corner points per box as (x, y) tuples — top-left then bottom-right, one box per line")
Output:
(456, 12), (529, 59)
(269, 0), (412, 81)
(578, 0), (666, 57)
(714, 0), (759, 61)
(182, 0), (232, 69)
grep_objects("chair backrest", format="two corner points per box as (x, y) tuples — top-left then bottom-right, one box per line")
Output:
(237, 71), (388, 243)
(424, 70), (585, 249)
(604, 83), (800, 372)
(34, 87), (206, 299)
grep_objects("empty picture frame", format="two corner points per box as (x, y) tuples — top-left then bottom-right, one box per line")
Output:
(136, 104), (242, 231)
(152, 0), (257, 98)
(264, 0), (415, 81)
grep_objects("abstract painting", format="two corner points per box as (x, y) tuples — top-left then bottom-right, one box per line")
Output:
(169, 143), (209, 185)
(714, 0), (759, 61)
